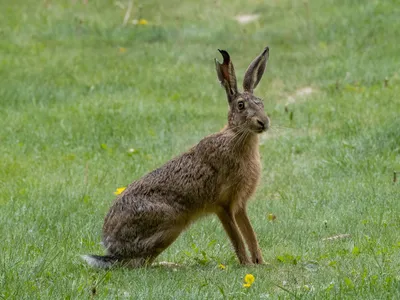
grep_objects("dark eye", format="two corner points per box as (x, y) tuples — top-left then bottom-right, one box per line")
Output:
(238, 101), (245, 110)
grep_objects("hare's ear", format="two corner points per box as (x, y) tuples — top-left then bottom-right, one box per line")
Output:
(243, 47), (269, 93)
(215, 49), (238, 102)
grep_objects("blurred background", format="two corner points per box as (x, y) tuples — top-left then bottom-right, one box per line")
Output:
(1, 0), (399, 298)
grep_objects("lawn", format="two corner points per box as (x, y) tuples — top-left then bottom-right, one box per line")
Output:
(1, 0), (399, 298)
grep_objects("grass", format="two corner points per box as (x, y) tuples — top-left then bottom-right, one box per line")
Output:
(1, 0), (399, 298)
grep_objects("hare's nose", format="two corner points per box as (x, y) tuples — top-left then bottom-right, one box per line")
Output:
(256, 119), (265, 129)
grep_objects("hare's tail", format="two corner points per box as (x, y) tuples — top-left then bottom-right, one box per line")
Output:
(81, 254), (118, 269)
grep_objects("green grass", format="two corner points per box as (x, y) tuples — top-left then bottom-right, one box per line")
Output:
(1, 0), (400, 298)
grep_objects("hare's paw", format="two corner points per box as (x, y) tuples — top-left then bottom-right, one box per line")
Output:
(252, 254), (264, 265)
(250, 248), (264, 264)
(239, 256), (253, 265)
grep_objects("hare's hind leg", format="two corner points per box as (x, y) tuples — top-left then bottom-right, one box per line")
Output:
(150, 226), (184, 258)
(235, 208), (264, 264)
(217, 208), (251, 265)
(107, 227), (183, 268)
(134, 226), (185, 267)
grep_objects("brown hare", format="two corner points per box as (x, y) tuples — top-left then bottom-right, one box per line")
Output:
(83, 47), (270, 268)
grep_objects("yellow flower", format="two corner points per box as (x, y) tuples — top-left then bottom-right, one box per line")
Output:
(119, 47), (127, 53)
(243, 274), (255, 288)
(114, 187), (126, 195)
(138, 19), (148, 25)
(218, 263), (226, 270)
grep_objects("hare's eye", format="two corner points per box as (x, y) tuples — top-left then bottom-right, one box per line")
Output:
(238, 101), (245, 110)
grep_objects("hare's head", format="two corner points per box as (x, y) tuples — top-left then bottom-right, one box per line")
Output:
(215, 47), (270, 134)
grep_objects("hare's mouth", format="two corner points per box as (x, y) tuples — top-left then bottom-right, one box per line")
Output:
(252, 119), (268, 133)
(255, 128), (265, 133)
(254, 127), (268, 134)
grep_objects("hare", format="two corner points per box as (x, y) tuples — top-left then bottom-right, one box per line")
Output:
(82, 47), (270, 268)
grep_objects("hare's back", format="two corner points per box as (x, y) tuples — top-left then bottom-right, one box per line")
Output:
(136, 151), (220, 206)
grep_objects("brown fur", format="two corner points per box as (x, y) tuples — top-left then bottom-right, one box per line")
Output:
(83, 47), (271, 268)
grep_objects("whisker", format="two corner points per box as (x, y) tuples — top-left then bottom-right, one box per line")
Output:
(227, 126), (245, 146)
(232, 128), (249, 150)
(268, 127), (285, 133)
(270, 124), (293, 130)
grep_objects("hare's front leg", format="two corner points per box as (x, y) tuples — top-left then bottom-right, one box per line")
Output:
(235, 208), (264, 264)
(217, 208), (251, 265)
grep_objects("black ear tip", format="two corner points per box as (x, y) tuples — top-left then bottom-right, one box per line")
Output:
(263, 46), (269, 54)
(218, 49), (230, 63)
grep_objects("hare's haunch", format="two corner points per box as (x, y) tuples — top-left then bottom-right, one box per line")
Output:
(83, 47), (270, 268)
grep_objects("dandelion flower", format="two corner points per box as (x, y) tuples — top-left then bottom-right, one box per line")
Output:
(119, 47), (127, 53)
(245, 274), (255, 284)
(138, 19), (148, 25)
(218, 263), (226, 270)
(114, 187), (126, 195)
(243, 273), (255, 288)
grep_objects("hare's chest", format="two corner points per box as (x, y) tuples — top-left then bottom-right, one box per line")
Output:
(238, 156), (261, 198)
(217, 155), (261, 209)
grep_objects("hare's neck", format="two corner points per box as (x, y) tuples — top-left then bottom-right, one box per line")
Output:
(229, 129), (259, 154)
